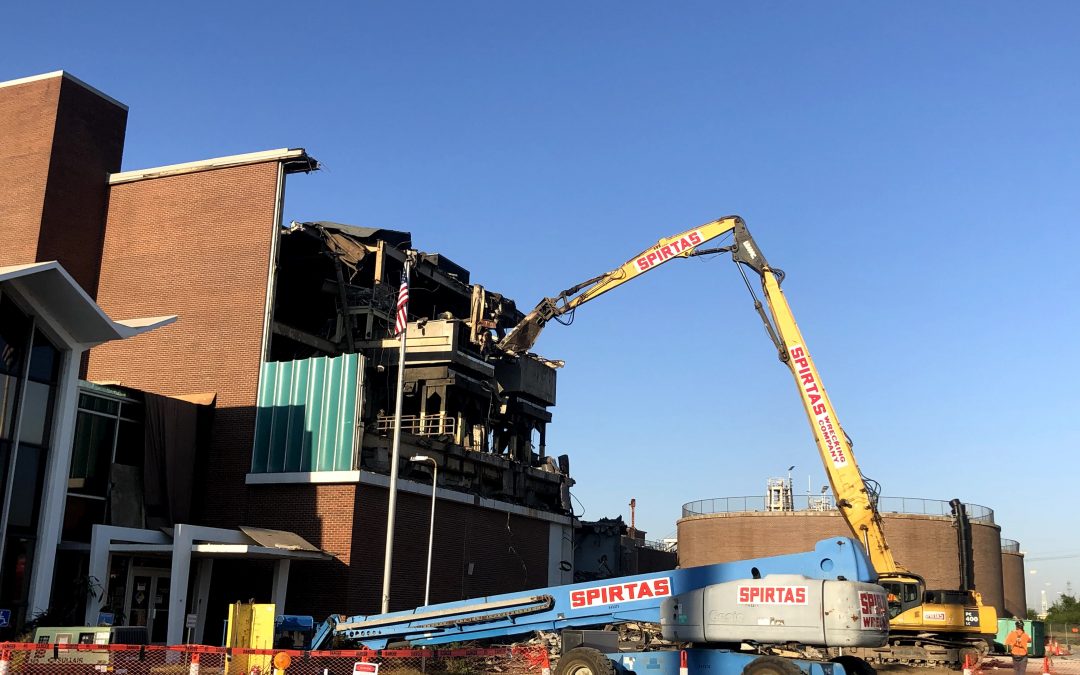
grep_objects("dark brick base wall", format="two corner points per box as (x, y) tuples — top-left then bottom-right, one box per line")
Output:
(242, 481), (551, 618)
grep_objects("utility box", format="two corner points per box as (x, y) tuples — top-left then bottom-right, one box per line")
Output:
(27, 625), (147, 667)
(996, 619), (1046, 657)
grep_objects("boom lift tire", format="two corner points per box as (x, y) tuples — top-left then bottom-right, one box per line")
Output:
(742, 655), (805, 675)
(554, 647), (616, 675)
(830, 655), (876, 675)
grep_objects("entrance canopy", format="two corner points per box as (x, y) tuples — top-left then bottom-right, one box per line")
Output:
(0, 262), (175, 346)
(85, 523), (328, 645)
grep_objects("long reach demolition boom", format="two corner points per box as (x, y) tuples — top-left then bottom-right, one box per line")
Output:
(498, 215), (996, 665)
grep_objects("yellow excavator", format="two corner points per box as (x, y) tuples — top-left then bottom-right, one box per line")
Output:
(499, 216), (997, 665)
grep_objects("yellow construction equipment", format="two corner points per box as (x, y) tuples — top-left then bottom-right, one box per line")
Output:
(499, 215), (997, 665)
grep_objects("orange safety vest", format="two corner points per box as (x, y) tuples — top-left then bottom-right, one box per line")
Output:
(1006, 629), (1032, 657)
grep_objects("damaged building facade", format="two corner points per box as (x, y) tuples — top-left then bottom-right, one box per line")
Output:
(261, 220), (568, 510)
(0, 70), (575, 639)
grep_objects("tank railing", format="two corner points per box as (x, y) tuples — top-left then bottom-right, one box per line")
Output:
(682, 495), (995, 524)
(1001, 538), (1021, 553)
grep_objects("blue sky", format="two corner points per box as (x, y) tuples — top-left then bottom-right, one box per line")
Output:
(5, 2), (1079, 610)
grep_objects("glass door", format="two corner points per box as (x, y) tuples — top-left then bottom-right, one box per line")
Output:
(149, 576), (169, 643)
(124, 567), (170, 643)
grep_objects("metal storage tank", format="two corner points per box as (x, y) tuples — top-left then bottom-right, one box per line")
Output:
(678, 494), (1005, 614)
(1000, 538), (1027, 619)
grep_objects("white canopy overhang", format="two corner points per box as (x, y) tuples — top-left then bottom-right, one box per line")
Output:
(0, 261), (176, 347)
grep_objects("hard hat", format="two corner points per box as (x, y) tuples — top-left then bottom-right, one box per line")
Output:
(1016, 620), (1025, 629)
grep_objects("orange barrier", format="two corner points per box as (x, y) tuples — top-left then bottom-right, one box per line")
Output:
(0, 642), (550, 674)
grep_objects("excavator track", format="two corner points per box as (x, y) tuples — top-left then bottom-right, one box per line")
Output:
(840, 635), (990, 668)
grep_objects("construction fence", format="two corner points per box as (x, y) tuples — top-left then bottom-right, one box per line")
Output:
(1044, 624), (1079, 656)
(0, 643), (552, 674)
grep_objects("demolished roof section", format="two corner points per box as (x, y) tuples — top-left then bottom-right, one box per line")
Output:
(266, 221), (570, 513)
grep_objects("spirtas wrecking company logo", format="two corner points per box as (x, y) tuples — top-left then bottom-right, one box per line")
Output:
(859, 591), (888, 630)
(737, 586), (808, 605)
(635, 231), (703, 272)
(569, 578), (671, 609)
(788, 344), (847, 468)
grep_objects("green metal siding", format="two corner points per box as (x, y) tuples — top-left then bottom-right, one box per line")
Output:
(251, 353), (362, 473)
(996, 619), (1046, 657)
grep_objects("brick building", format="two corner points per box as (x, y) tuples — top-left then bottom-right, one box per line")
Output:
(0, 71), (574, 642)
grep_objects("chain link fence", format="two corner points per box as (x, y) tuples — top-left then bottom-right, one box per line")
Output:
(1045, 623), (1079, 656)
(0, 643), (550, 675)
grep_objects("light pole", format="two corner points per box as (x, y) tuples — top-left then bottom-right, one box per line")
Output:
(410, 454), (438, 606)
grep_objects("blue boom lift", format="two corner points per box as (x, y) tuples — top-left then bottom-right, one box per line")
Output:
(312, 538), (888, 675)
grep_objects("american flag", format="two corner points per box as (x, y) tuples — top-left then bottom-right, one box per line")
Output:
(394, 270), (410, 337)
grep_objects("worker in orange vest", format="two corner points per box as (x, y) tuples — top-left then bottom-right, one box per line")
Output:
(1005, 620), (1032, 675)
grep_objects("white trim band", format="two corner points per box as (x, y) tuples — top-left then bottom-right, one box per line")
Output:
(246, 470), (573, 525)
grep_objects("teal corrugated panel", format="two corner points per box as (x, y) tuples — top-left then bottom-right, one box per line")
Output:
(251, 361), (276, 473)
(317, 356), (344, 472)
(284, 358), (310, 472)
(251, 353), (360, 475)
(266, 360), (292, 472)
(300, 356), (324, 473)
(335, 354), (359, 471)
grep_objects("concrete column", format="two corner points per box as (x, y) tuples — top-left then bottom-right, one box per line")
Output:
(28, 348), (82, 618)
(271, 559), (291, 613)
(547, 521), (574, 586)
(192, 559), (214, 643)
(161, 525), (248, 645)
(83, 525), (170, 625)
(85, 525), (112, 625)
(167, 524), (193, 645)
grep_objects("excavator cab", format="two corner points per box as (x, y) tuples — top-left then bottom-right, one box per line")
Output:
(880, 577), (923, 619)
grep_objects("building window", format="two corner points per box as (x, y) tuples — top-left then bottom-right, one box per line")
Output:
(69, 402), (117, 496)
(0, 293), (63, 626)
(65, 388), (145, 541)
(7, 328), (60, 533)
(0, 295), (31, 443)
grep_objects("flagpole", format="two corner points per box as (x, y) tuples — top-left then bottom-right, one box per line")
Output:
(381, 251), (414, 614)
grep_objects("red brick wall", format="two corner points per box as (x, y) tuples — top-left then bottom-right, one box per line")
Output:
(241, 482), (552, 618)
(0, 76), (60, 266)
(0, 73), (125, 295)
(346, 485), (551, 613)
(241, 483), (359, 616)
(37, 78), (127, 296)
(972, 521), (1004, 613)
(88, 161), (281, 523)
(1001, 552), (1026, 619)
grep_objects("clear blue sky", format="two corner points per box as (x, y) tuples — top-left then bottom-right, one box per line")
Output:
(6, 2), (1079, 610)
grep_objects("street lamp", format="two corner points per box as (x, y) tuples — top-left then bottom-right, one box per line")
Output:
(410, 454), (438, 606)
(787, 466), (795, 510)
